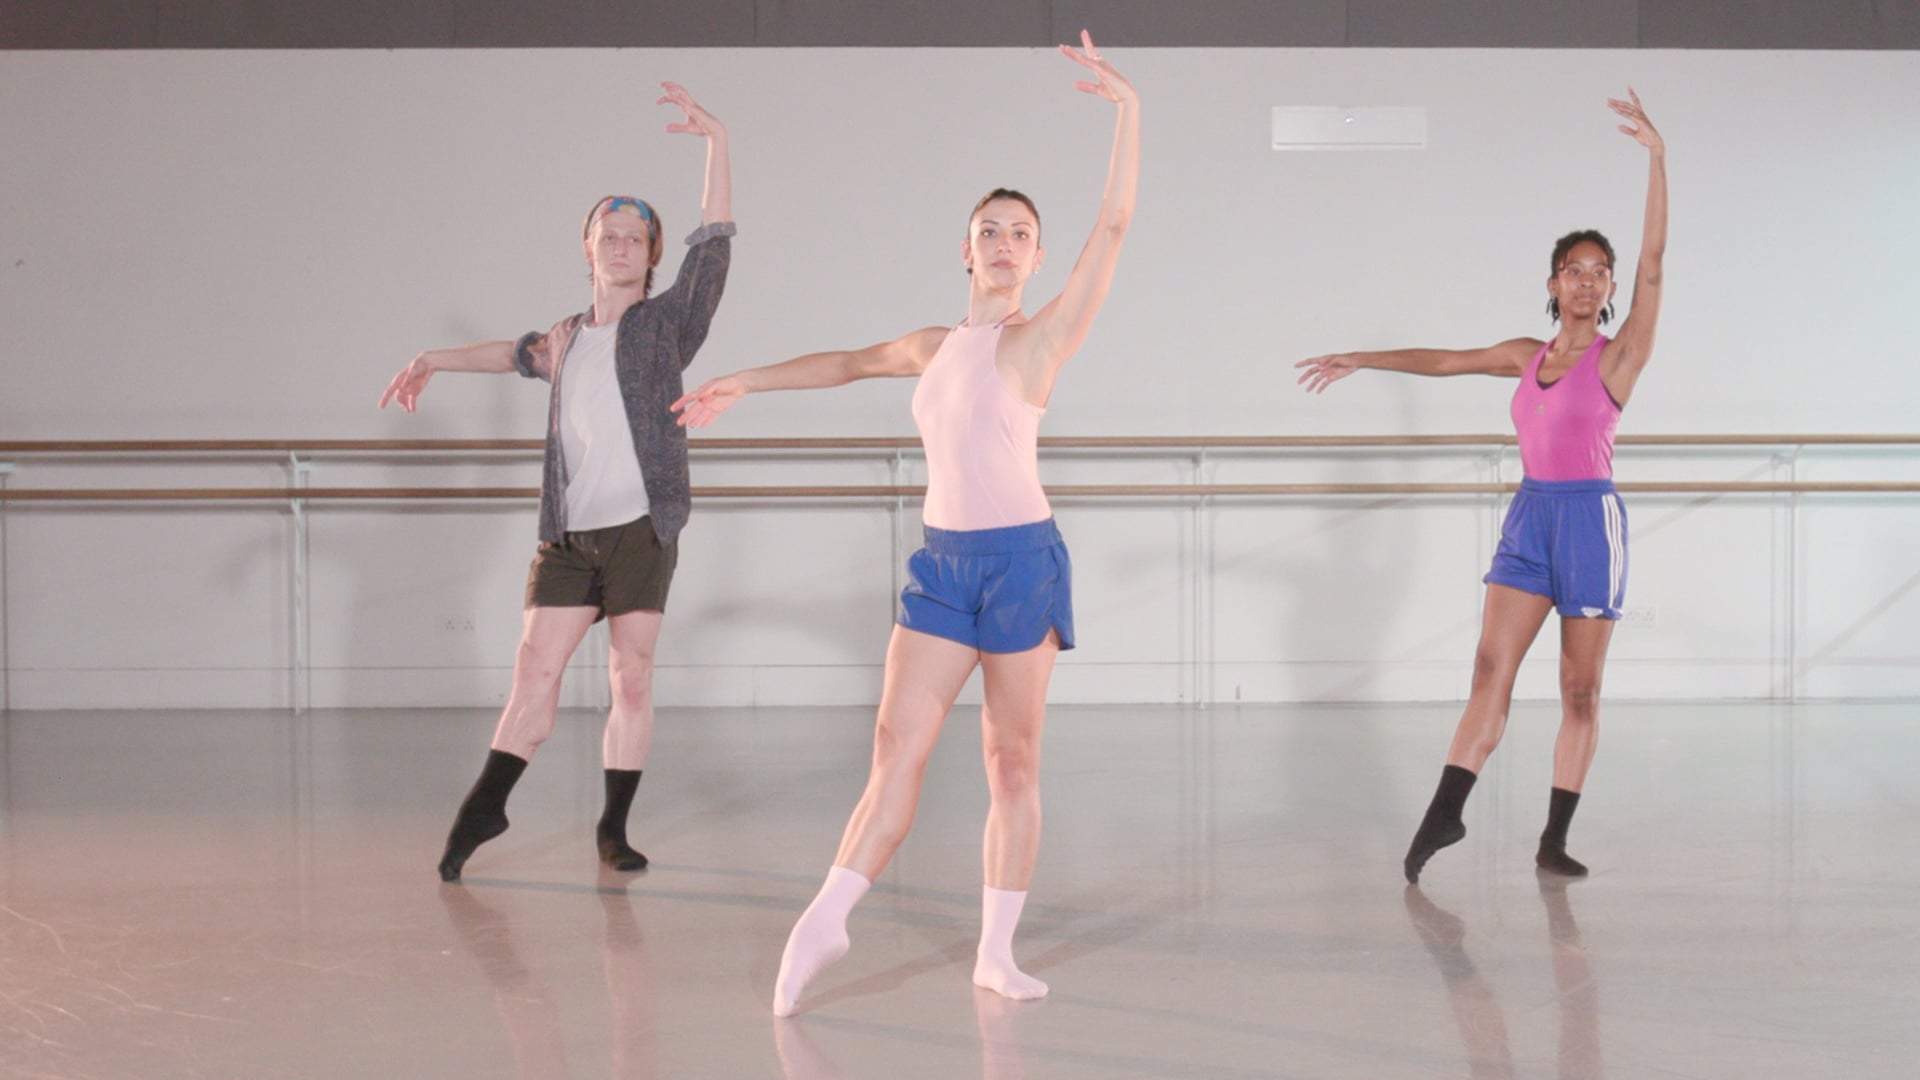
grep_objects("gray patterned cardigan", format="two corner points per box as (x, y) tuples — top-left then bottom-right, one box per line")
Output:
(513, 221), (735, 546)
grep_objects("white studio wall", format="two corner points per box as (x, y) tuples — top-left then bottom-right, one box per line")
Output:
(2, 47), (1916, 709)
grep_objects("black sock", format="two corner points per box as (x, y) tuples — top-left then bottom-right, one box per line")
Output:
(596, 769), (648, 871)
(1404, 765), (1477, 884)
(1536, 787), (1588, 877)
(438, 750), (528, 882)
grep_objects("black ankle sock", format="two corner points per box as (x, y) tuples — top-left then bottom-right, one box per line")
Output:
(1535, 787), (1588, 877)
(1540, 787), (1581, 846)
(1404, 765), (1477, 884)
(596, 768), (648, 872)
(1536, 844), (1589, 877)
(438, 750), (528, 882)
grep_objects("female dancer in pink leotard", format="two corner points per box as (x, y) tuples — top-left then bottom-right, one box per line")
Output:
(1297, 90), (1667, 884)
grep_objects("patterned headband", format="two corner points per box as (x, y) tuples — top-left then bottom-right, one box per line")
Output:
(584, 196), (658, 239)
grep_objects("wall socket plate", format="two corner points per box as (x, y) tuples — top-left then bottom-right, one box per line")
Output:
(1272, 106), (1427, 150)
(1620, 605), (1657, 627)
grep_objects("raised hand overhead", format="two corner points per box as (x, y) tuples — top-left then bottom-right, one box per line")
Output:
(1596, 87), (1667, 405)
(999, 29), (1140, 396)
(1060, 28), (1135, 104)
(1608, 87), (1663, 154)
(658, 81), (721, 138)
(656, 82), (732, 228)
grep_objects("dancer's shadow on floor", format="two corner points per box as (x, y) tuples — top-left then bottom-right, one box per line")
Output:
(799, 887), (1193, 1013)
(801, 936), (977, 1012)
(775, 986), (1041, 1080)
(439, 871), (655, 1078)
(1403, 875), (1603, 1079)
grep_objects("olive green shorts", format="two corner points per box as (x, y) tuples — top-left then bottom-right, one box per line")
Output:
(524, 515), (677, 618)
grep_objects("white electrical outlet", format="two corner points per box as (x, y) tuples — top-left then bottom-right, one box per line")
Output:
(1272, 106), (1427, 150)
(1620, 605), (1657, 627)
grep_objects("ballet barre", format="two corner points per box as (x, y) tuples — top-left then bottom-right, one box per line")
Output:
(2, 480), (1919, 502)
(3, 433), (1920, 455)
(4, 435), (1911, 711)
(1, 433), (1916, 503)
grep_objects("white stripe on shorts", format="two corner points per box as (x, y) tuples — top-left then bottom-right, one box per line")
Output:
(1602, 493), (1624, 611)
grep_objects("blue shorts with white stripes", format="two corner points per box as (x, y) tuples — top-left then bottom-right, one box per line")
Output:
(1484, 477), (1628, 620)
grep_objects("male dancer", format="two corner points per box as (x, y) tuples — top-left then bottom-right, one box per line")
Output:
(380, 83), (734, 881)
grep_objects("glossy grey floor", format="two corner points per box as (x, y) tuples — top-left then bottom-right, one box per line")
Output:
(2, 702), (1915, 1078)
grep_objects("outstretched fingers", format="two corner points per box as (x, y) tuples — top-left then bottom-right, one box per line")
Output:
(1058, 29), (1133, 103)
(1293, 356), (1351, 394)
(669, 379), (737, 428)
(379, 362), (429, 412)
(658, 81), (720, 136)
(657, 81), (695, 112)
(669, 398), (710, 429)
(667, 388), (704, 422)
(1607, 87), (1661, 150)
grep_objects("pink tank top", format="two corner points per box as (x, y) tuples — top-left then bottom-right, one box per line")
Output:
(1511, 335), (1621, 481)
(910, 321), (1051, 530)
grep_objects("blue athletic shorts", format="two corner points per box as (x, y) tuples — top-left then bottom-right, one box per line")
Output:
(898, 518), (1075, 653)
(1484, 478), (1629, 619)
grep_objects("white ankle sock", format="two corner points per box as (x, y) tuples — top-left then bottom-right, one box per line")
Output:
(773, 866), (871, 1017)
(972, 886), (1047, 1000)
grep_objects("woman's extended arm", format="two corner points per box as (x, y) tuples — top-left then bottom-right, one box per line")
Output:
(1294, 339), (1542, 393)
(669, 327), (949, 428)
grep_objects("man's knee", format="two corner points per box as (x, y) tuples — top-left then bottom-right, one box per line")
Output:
(513, 638), (571, 689)
(610, 659), (654, 713)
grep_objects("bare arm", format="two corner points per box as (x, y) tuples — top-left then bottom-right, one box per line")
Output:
(670, 327), (948, 428)
(1019, 31), (1139, 377)
(378, 339), (516, 412)
(659, 82), (731, 226)
(1295, 338), (1541, 393)
(1600, 88), (1666, 406)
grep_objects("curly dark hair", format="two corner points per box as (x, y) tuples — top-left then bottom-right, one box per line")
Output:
(1546, 229), (1616, 325)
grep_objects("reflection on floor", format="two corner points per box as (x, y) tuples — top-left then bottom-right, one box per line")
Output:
(1, 702), (1915, 1078)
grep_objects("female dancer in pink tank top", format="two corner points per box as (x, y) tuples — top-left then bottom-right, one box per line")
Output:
(673, 31), (1138, 1015)
(1295, 90), (1667, 884)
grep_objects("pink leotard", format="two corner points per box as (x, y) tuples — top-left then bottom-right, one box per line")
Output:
(910, 321), (1051, 530)
(1511, 336), (1621, 481)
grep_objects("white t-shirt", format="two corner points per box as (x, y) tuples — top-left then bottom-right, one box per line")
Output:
(559, 320), (650, 531)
